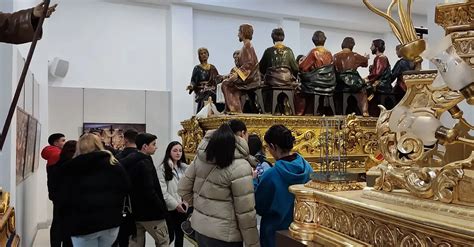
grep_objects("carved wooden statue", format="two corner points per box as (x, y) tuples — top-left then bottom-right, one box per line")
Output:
(187, 48), (220, 112)
(221, 24), (262, 113)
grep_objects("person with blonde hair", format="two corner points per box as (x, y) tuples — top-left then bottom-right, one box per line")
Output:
(57, 133), (129, 247)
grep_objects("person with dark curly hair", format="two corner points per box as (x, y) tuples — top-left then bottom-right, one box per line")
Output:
(255, 125), (313, 247)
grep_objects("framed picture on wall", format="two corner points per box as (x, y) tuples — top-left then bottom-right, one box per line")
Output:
(82, 123), (146, 151)
(33, 121), (42, 172)
(23, 116), (38, 179)
(16, 108), (28, 184)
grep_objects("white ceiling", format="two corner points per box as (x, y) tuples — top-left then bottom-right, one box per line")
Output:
(319, 0), (429, 15)
(133, 0), (429, 16)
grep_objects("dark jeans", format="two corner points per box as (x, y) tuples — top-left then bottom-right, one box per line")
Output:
(50, 205), (73, 247)
(112, 210), (136, 247)
(111, 223), (130, 247)
(166, 209), (187, 247)
(195, 231), (243, 247)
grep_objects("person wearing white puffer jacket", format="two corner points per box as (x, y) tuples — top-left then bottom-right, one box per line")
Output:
(157, 141), (189, 247)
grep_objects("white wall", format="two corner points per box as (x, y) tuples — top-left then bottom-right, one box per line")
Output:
(0, 0), (14, 196)
(193, 10), (279, 74)
(300, 24), (381, 77)
(0, 0), (53, 245)
(46, 0), (168, 91)
(48, 87), (171, 164)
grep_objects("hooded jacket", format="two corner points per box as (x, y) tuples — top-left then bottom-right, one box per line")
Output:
(178, 130), (260, 246)
(121, 151), (168, 221)
(115, 147), (138, 161)
(57, 151), (129, 236)
(255, 153), (313, 247)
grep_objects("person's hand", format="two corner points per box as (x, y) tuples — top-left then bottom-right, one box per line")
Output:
(176, 204), (186, 213)
(364, 53), (370, 59)
(33, 1), (58, 18)
(252, 169), (258, 179)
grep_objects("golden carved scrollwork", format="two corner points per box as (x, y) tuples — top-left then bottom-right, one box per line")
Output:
(289, 185), (474, 246)
(306, 180), (365, 192)
(375, 72), (459, 168)
(0, 190), (19, 247)
(374, 153), (474, 206)
(178, 116), (203, 155)
(352, 217), (373, 243)
(435, 2), (474, 33)
(373, 225), (395, 247)
(0, 191), (9, 215)
(451, 31), (474, 66)
(374, 69), (474, 206)
(180, 115), (378, 166)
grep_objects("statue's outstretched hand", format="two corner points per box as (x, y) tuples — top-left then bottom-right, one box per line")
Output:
(33, 1), (58, 18)
(186, 85), (193, 94)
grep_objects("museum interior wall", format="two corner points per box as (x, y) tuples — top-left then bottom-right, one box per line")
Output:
(1, 0), (454, 246)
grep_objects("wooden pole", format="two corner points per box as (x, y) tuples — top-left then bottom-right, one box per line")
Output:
(0, 0), (50, 151)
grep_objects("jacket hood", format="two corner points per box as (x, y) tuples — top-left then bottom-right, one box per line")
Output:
(274, 153), (313, 184)
(41, 145), (61, 160)
(119, 147), (137, 156)
(120, 151), (152, 169)
(64, 151), (113, 173)
(196, 130), (250, 165)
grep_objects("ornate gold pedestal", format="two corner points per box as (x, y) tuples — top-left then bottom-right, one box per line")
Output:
(179, 114), (378, 172)
(289, 185), (474, 246)
(0, 190), (20, 247)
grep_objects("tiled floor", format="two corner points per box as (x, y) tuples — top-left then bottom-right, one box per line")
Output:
(34, 216), (262, 246)
(33, 228), (196, 247)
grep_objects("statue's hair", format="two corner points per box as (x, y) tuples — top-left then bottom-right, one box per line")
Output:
(372, 39), (385, 53)
(312, 31), (326, 46)
(239, 24), (254, 40)
(197, 47), (209, 62)
(271, 28), (285, 43)
(341, 37), (355, 50)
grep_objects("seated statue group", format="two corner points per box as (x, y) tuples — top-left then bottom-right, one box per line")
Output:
(187, 24), (415, 117)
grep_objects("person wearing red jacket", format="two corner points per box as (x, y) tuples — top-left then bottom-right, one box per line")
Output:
(41, 133), (66, 166)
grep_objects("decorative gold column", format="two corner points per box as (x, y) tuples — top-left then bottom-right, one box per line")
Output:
(0, 190), (20, 247)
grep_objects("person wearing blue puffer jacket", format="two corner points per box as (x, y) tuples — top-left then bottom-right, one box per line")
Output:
(255, 124), (313, 247)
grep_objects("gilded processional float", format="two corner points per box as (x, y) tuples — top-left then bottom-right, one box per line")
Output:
(288, 0), (474, 246)
(179, 0), (474, 246)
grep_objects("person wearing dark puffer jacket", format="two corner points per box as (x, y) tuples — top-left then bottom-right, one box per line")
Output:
(57, 134), (129, 247)
(121, 133), (169, 247)
(48, 140), (76, 247)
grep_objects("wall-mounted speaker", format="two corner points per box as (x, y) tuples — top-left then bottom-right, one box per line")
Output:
(48, 57), (69, 78)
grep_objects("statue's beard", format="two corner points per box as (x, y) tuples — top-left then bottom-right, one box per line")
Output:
(239, 37), (243, 42)
(371, 48), (377, 55)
